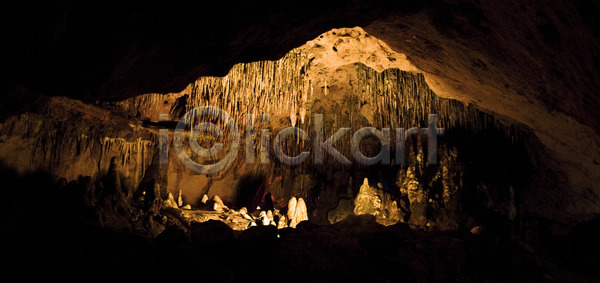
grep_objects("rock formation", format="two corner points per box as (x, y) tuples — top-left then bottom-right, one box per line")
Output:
(165, 193), (179, 209)
(289, 198), (308, 228)
(354, 178), (401, 226)
(176, 190), (183, 207)
(277, 215), (288, 229)
(3, 2), (600, 280)
(0, 28), (563, 228)
(287, 197), (297, 221)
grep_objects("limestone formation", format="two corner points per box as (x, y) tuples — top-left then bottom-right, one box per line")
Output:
(289, 198), (308, 228)
(165, 192), (179, 209)
(211, 195), (228, 212)
(257, 210), (276, 226)
(277, 216), (287, 229)
(1, 23), (597, 229)
(397, 166), (428, 226)
(176, 190), (183, 207)
(287, 197), (297, 221)
(354, 178), (401, 226)
(259, 211), (269, 226)
(201, 194), (209, 204)
(399, 167), (424, 205)
(242, 213), (253, 221)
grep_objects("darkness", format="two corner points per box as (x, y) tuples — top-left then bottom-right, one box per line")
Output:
(1, 164), (598, 281)
(2, 0), (402, 100)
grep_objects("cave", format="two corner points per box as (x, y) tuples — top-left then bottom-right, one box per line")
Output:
(2, 1), (600, 281)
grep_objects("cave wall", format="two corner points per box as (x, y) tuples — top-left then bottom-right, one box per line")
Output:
(0, 28), (542, 230)
(0, 97), (156, 191)
(2, 0), (600, 224)
(362, 0), (600, 223)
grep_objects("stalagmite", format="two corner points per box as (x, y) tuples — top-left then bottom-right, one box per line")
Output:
(176, 190), (183, 207)
(165, 192), (179, 209)
(259, 211), (270, 226)
(289, 198), (308, 228)
(277, 215), (287, 229)
(354, 178), (381, 216)
(212, 195), (227, 212)
(201, 194), (209, 204)
(238, 207), (253, 220)
(287, 197), (297, 221)
(354, 178), (401, 225)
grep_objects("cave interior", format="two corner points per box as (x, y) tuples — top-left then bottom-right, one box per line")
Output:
(2, 0), (600, 281)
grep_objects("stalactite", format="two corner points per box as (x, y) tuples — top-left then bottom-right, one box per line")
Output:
(101, 137), (154, 186)
(350, 63), (519, 139)
(110, 32), (525, 179)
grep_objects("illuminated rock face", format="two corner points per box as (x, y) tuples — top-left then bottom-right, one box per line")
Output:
(5, 1), (600, 226)
(107, 28), (528, 217)
(354, 178), (401, 226)
(289, 198), (308, 228)
(0, 29), (533, 227)
(0, 97), (156, 199)
(0, 26), (596, 226)
(363, 6), (600, 224)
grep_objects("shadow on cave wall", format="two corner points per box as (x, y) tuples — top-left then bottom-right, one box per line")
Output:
(233, 172), (266, 211)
